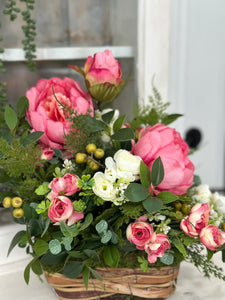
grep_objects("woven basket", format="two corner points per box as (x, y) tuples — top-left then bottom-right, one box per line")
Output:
(45, 266), (180, 300)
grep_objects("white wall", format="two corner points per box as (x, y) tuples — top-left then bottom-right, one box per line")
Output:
(169, 0), (225, 190)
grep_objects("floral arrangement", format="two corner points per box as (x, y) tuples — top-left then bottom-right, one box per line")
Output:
(0, 49), (225, 287)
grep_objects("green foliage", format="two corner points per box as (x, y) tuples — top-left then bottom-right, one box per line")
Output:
(130, 79), (182, 129)
(4, 0), (37, 70)
(137, 256), (149, 272)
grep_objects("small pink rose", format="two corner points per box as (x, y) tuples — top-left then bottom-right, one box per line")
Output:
(49, 173), (81, 196)
(133, 124), (195, 195)
(48, 196), (73, 223)
(145, 233), (171, 264)
(200, 225), (225, 251)
(180, 203), (210, 238)
(126, 221), (154, 250)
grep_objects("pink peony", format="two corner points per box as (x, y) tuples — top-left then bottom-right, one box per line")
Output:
(84, 50), (122, 87)
(180, 203), (210, 238)
(48, 196), (73, 223)
(200, 225), (225, 251)
(49, 173), (81, 196)
(26, 77), (93, 150)
(145, 233), (171, 264)
(133, 124), (195, 195)
(126, 221), (154, 250)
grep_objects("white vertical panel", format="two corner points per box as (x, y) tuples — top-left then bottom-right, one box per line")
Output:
(137, 0), (171, 105)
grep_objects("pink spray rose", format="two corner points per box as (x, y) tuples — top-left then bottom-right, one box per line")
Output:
(133, 124), (195, 195)
(180, 203), (210, 237)
(48, 196), (73, 223)
(49, 173), (81, 196)
(126, 220), (154, 250)
(48, 195), (83, 226)
(26, 77), (93, 149)
(145, 233), (171, 264)
(200, 225), (225, 251)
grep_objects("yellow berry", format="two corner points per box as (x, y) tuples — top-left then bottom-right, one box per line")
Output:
(89, 161), (99, 171)
(86, 144), (97, 154)
(222, 224), (225, 230)
(12, 197), (23, 208)
(3, 197), (12, 208)
(94, 148), (104, 159)
(181, 204), (191, 215)
(13, 208), (24, 219)
(175, 211), (183, 219)
(75, 153), (87, 164)
(174, 201), (182, 211)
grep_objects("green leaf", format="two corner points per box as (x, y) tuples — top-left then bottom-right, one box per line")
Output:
(171, 237), (186, 259)
(85, 115), (106, 133)
(7, 230), (26, 256)
(111, 128), (134, 141)
(142, 196), (163, 213)
(22, 131), (44, 146)
(151, 157), (164, 187)
(79, 213), (93, 231)
(160, 253), (174, 265)
(49, 239), (62, 255)
(40, 251), (68, 265)
(63, 261), (83, 279)
(207, 249), (214, 261)
(31, 259), (43, 276)
(113, 115), (126, 132)
(16, 96), (29, 118)
(82, 266), (90, 290)
(124, 183), (150, 202)
(29, 219), (42, 236)
(34, 239), (49, 256)
(162, 113), (183, 125)
(4, 105), (18, 130)
(83, 249), (100, 263)
(193, 175), (201, 186)
(95, 220), (108, 234)
(102, 110), (115, 124)
(157, 191), (179, 204)
(24, 256), (40, 284)
(41, 218), (51, 238)
(140, 161), (151, 188)
(222, 249), (225, 262)
(62, 236), (73, 251)
(35, 183), (49, 195)
(88, 267), (103, 281)
(101, 230), (112, 244)
(147, 108), (159, 126)
(103, 245), (119, 267)
(68, 251), (86, 259)
(60, 221), (73, 237)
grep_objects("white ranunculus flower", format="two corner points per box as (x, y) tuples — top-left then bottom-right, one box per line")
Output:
(114, 149), (142, 180)
(213, 192), (225, 214)
(105, 157), (117, 182)
(93, 172), (116, 201)
(192, 184), (212, 203)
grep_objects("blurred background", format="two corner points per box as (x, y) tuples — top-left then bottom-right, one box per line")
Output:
(0, 0), (224, 192)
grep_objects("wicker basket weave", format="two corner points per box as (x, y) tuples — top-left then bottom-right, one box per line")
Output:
(45, 266), (180, 300)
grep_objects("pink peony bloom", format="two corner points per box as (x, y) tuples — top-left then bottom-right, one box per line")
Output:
(49, 173), (81, 196)
(145, 233), (171, 264)
(133, 124), (195, 195)
(26, 77), (93, 149)
(84, 50), (122, 87)
(200, 225), (225, 251)
(126, 221), (154, 250)
(180, 203), (210, 238)
(48, 196), (73, 223)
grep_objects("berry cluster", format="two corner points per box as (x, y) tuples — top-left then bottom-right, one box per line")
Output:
(75, 144), (105, 171)
(174, 201), (190, 218)
(3, 196), (24, 218)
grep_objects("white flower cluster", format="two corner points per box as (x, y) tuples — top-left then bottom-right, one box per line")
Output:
(92, 150), (142, 205)
(149, 213), (171, 234)
(191, 184), (225, 226)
